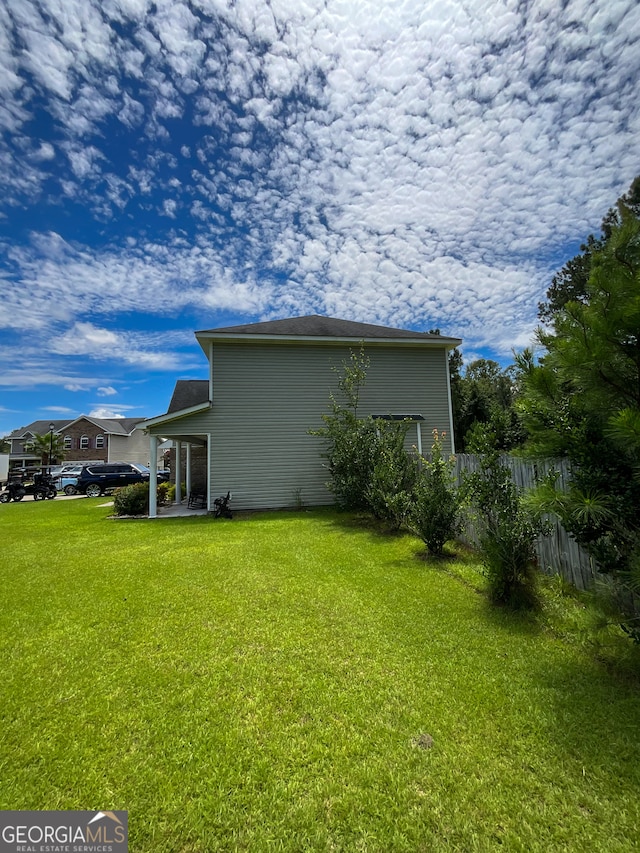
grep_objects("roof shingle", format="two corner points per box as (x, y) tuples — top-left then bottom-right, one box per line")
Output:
(197, 314), (460, 343)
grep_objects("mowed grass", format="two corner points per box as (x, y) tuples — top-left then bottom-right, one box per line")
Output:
(1, 500), (639, 852)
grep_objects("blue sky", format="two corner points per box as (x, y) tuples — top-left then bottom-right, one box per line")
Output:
(1, 0), (639, 437)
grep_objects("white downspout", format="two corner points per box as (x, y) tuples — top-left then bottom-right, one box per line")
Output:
(444, 349), (456, 454)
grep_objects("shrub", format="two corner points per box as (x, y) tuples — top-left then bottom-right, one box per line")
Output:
(464, 429), (546, 609)
(157, 481), (171, 506)
(365, 420), (417, 528)
(408, 430), (461, 555)
(113, 482), (150, 516)
(321, 412), (381, 510)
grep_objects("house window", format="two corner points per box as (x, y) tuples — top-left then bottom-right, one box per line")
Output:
(95, 434), (105, 449)
(63, 436), (72, 450)
(80, 435), (90, 450)
(372, 413), (425, 455)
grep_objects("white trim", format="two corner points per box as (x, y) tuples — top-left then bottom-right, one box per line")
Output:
(444, 350), (456, 454)
(196, 331), (461, 355)
(61, 414), (143, 435)
(209, 341), (214, 402)
(143, 402), (210, 429)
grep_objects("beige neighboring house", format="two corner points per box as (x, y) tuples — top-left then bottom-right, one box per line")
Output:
(143, 314), (461, 517)
(7, 416), (149, 471)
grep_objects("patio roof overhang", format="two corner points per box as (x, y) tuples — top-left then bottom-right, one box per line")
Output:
(142, 401), (210, 431)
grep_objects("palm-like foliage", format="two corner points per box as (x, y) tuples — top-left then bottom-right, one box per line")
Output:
(23, 432), (67, 466)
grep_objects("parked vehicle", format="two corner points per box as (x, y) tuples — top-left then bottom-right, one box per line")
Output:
(0, 480), (26, 502)
(0, 472), (57, 502)
(75, 462), (151, 497)
(31, 472), (58, 500)
(53, 466), (85, 495)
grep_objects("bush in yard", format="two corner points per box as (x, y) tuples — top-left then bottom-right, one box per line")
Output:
(464, 427), (546, 609)
(311, 346), (379, 510)
(365, 419), (417, 529)
(113, 482), (150, 516)
(157, 481), (171, 506)
(408, 429), (461, 556)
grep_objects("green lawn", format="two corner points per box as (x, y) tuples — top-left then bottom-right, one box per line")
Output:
(1, 499), (639, 852)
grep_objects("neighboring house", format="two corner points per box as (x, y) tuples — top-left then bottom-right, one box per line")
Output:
(6, 416), (149, 471)
(143, 314), (461, 516)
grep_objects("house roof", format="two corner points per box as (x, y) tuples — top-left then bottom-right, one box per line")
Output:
(7, 416), (146, 439)
(196, 314), (461, 346)
(7, 419), (71, 439)
(167, 380), (209, 413)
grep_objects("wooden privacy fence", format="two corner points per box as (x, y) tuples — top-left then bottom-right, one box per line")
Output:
(453, 454), (598, 591)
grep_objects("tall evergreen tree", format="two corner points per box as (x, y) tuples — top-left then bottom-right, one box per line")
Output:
(538, 175), (640, 323)
(518, 207), (640, 584)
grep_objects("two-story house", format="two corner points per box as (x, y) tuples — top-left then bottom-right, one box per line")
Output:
(7, 416), (149, 472)
(143, 315), (461, 517)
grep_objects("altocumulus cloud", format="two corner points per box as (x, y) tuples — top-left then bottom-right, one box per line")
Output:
(0, 0), (638, 381)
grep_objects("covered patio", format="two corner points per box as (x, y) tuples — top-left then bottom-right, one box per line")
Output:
(147, 432), (209, 518)
(143, 379), (212, 519)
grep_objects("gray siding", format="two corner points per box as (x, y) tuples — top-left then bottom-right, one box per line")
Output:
(109, 428), (150, 466)
(209, 342), (452, 511)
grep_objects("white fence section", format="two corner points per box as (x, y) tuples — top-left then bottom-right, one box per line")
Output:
(454, 454), (598, 591)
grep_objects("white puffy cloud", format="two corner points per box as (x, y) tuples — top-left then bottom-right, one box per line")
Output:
(0, 0), (638, 371)
(52, 322), (186, 371)
(88, 407), (127, 418)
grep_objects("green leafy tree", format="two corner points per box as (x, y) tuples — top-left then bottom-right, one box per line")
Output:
(452, 357), (525, 452)
(518, 205), (640, 590)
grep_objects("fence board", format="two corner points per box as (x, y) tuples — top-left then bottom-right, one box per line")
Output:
(454, 454), (597, 591)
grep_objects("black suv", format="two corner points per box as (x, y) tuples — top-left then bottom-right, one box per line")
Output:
(76, 463), (151, 497)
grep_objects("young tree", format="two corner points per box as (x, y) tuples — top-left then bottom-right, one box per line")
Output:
(311, 346), (375, 510)
(408, 429), (461, 556)
(464, 427), (544, 609)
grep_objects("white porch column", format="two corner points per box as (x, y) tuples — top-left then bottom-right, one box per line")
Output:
(175, 440), (182, 504)
(185, 444), (192, 497)
(207, 433), (212, 511)
(149, 435), (158, 518)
